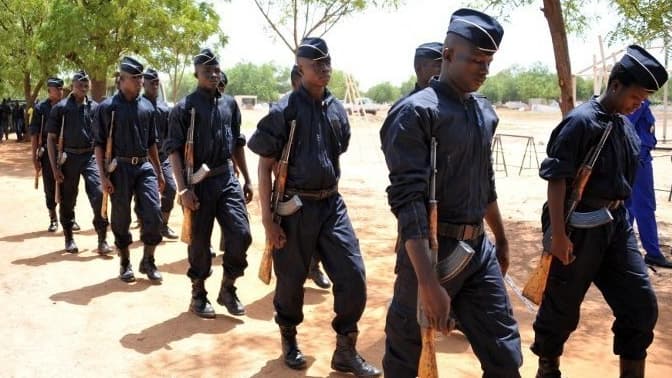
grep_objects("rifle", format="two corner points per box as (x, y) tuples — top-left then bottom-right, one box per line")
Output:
(180, 108), (196, 245)
(34, 114), (45, 190)
(258, 120), (297, 284)
(55, 115), (66, 204)
(101, 111), (115, 219)
(418, 137), (439, 378)
(523, 121), (614, 305)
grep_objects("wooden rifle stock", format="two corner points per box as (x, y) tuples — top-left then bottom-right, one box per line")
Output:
(259, 120), (297, 284)
(418, 137), (439, 378)
(523, 121), (614, 305)
(180, 108), (196, 245)
(55, 115), (65, 204)
(101, 111), (115, 219)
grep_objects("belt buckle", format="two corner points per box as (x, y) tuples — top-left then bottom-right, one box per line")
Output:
(131, 157), (139, 165)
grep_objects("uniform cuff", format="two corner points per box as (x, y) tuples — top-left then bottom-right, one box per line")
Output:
(539, 157), (575, 180)
(396, 200), (429, 242)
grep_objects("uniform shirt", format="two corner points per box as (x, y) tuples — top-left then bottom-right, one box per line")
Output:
(248, 86), (350, 191)
(29, 99), (56, 146)
(539, 97), (640, 201)
(627, 99), (656, 159)
(92, 92), (157, 157)
(46, 95), (97, 149)
(143, 94), (171, 160)
(381, 79), (498, 242)
(164, 87), (242, 171)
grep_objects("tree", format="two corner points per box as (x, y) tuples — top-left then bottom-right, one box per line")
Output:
(253, 0), (402, 54)
(366, 81), (400, 104)
(609, 1), (672, 44)
(398, 75), (416, 96)
(225, 62), (286, 103)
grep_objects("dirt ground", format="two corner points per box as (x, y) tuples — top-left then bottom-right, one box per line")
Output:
(1, 108), (672, 377)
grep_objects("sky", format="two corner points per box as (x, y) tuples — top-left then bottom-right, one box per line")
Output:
(213, 0), (665, 91)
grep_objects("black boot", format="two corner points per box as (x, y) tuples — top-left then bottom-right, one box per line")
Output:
(96, 229), (112, 255)
(118, 248), (135, 282)
(72, 219), (80, 231)
(48, 209), (58, 232)
(536, 356), (561, 378)
(309, 258), (331, 289)
(331, 332), (381, 377)
(620, 358), (645, 378)
(280, 326), (306, 370)
(139, 245), (162, 282)
(64, 228), (78, 253)
(217, 275), (245, 316)
(161, 211), (178, 239)
(190, 279), (215, 318)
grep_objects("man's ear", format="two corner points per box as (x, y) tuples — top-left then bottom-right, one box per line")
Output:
(443, 47), (453, 63)
(193, 71), (198, 79)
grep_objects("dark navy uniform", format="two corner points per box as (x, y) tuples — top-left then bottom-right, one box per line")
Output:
(380, 10), (521, 378)
(30, 98), (58, 213)
(46, 92), (108, 237)
(532, 45), (667, 376)
(165, 88), (251, 281)
(143, 93), (176, 216)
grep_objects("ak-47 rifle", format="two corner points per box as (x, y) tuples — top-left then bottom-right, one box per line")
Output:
(258, 120), (297, 284)
(418, 137), (439, 378)
(101, 111), (116, 219)
(55, 115), (66, 204)
(523, 121), (614, 305)
(180, 108), (196, 245)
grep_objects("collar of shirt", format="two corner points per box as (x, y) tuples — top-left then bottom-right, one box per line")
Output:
(114, 91), (142, 104)
(429, 78), (472, 103)
(194, 86), (221, 103)
(296, 84), (335, 108)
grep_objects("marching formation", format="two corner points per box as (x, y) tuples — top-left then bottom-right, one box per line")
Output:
(24, 7), (670, 378)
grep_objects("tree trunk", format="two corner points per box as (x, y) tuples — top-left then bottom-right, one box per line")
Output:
(23, 72), (32, 107)
(90, 78), (107, 102)
(542, 0), (574, 117)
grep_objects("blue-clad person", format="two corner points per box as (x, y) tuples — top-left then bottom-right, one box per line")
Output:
(532, 45), (667, 378)
(165, 48), (253, 318)
(46, 71), (111, 255)
(248, 37), (381, 377)
(624, 99), (672, 268)
(142, 68), (178, 240)
(93, 57), (165, 283)
(380, 9), (522, 378)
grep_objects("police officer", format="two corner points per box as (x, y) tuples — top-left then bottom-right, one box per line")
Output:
(165, 48), (252, 318)
(408, 42), (443, 96)
(532, 45), (666, 378)
(624, 99), (672, 268)
(249, 37), (381, 376)
(141, 68), (178, 239)
(380, 9), (523, 377)
(93, 57), (165, 283)
(46, 71), (111, 255)
(14, 102), (25, 142)
(31, 78), (64, 232)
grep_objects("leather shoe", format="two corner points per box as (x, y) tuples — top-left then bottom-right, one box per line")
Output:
(139, 256), (163, 282)
(217, 277), (245, 316)
(48, 219), (58, 232)
(161, 224), (179, 239)
(97, 240), (112, 255)
(309, 267), (331, 289)
(280, 326), (306, 370)
(72, 221), (81, 231)
(644, 254), (672, 269)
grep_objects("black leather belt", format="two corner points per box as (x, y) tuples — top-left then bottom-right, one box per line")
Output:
(207, 159), (234, 178)
(64, 147), (94, 154)
(285, 185), (338, 200)
(580, 197), (624, 210)
(438, 222), (484, 240)
(117, 156), (149, 165)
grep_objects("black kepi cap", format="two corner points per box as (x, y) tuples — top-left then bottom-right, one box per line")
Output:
(447, 8), (504, 54)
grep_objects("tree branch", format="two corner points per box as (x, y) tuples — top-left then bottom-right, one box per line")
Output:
(253, 0), (296, 53)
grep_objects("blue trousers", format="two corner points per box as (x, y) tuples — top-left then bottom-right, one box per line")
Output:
(383, 234), (522, 378)
(273, 194), (366, 335)
(532, 206), (657, 360)
(110, 161), (162, 248)
(160, 158), (176, 213)
(40, 152), (57, 210)
(186, 170), (251, 280)
(59, 152), (108, 232)
(625, 154), (662, 258)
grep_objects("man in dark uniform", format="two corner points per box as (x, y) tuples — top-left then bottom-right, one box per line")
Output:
(14, 102), (25, 141)
(93, 57), (165, 283)
(408, 42), (443, 96)
(31, 77), (65, 232)
(380, 9), (522, 378)
(142, 68), (178, 239)
(624, 99), (672, 268)
(532, 45), (666, 378)
(0, 99), (9, 142)
(46, 70), (111, 255)
(165, 48), (253, 318)
(248, 37), (381, 376)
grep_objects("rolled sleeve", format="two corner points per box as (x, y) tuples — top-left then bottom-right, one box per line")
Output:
(91, 102), (109, 148)
(248, 104), (287, 159)
(45, 104), (62, 136)
(539, 115), (589, 181)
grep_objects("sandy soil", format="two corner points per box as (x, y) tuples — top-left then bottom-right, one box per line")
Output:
(1, 108), (671, 377)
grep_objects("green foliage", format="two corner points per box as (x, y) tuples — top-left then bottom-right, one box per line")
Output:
(609, 1), (672, 45)
(366, 81), (401, 104)
(225, 62), (287, 103)
(479, 63), (564, 103)
(398, 75), (416, 96)
(328, 70), (348, 99)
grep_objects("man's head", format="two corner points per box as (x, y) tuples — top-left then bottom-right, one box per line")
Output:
(142, 68), (160, 99)
(296, 37), (331, 88)
(414, 42), (443, 89)
(218, 72), (228, 94)
(71, 70), (90, 99)
(193, 48), (221, 92)
(46, 77), (64, 103)
(440, 8), (504, 94)
(118, 56), (144, 98)
(290, 65), (301, 91)
(607, 45), (668, 115)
